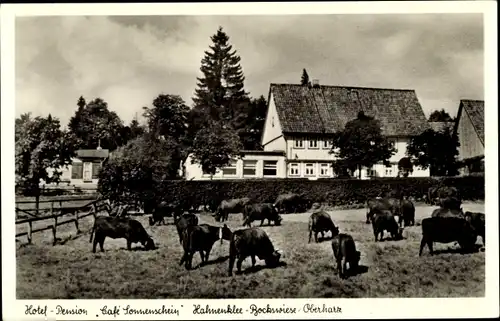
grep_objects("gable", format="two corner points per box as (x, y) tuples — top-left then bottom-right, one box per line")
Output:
(270, 83), (430, 136)
(261, 92), (286, 150)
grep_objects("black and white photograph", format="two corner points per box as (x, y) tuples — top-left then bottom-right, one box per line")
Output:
(2, 1), (498, 320)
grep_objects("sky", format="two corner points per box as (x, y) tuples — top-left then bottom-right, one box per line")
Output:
(15, 14), (484, 127)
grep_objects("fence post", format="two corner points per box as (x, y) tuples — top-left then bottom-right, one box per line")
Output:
(51, 201), (54, 216)
(52, 216), (58, 246)
(75, 210), (80, 234)
(28, 221), (33, 244)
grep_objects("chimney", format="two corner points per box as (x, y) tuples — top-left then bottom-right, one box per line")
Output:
(312, 79), (319, 88)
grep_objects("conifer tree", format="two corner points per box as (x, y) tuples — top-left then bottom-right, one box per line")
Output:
(301, 68), (311, 86)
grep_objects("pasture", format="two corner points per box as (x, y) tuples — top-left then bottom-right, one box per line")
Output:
(16, 203), (485, 299)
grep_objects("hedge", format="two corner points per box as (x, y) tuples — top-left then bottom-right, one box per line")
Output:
(153, 175), (484, 209)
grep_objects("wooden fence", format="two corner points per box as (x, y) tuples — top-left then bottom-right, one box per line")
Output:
(15, 198), (112, 246)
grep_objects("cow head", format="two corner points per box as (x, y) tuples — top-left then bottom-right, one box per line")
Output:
(396, 227), (404, 240)
(265, 249), (282, 267)
(275, 215), (283, 226)
(142, 236), (156, 250)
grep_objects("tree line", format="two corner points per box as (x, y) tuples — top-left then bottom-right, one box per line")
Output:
(15, 27), (463, 203)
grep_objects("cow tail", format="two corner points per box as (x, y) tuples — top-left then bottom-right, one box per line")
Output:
(89, 217), (97, 243)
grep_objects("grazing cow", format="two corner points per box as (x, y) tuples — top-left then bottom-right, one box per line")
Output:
(175, 214), (199, 244)
(366, 197), (402, 226)
(179, 224), (232, 270)
(419, 216), (477, 256)
(274, 193), (310, 214)
(242, 203), (282, 227)
(400, 198), (416, 227)
(371, 210), (403, 242)
(465, 211), (485, 245)
(331, 233), (361, 279)
(89, 216), (155, 253)
(214, 198), (251, 222)
(308, 211), (340, 243)
(431, 207), (464, 219)
(149, 201), (184, 226)
(228, 227), (283, 276)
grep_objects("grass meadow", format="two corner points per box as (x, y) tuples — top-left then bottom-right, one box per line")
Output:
(16, 203), (485, 299)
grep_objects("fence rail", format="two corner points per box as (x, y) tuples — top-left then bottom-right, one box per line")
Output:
(15, 198), (111, 246)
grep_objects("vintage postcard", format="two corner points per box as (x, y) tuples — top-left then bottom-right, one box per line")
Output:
(1, 1), (498, 320)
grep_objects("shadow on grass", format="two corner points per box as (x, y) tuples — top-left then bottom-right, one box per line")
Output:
(428, 244), (482, 255)
(193, 255), (230, 269)
(237, 261), (288, 275)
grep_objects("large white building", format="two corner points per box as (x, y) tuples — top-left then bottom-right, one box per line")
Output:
(184, 81), (431, 180)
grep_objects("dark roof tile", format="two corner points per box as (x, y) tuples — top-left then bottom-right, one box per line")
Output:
(270, 83), (430, 136)
(461, 99), (484, 145)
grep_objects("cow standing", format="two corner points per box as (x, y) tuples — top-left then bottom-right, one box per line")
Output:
(179, 224), (232, 270)
(308, 211), (339, 243)
(228, 227), (282, 276)
(214, 198), (251, 222)
(175, 214), (199, 244)
(274, 193), (310, 214)
(371, 210), (403, 242)
(400, 198), (415, 227)
(242, 203), (282, 227)
(89, 216), (155, 253)
(149, 201), (184, 226)
(419, 216), (477, 256)
(366, 197), (402, 226)
(465, 211), (485, 246)
(331, 234), (361, 279)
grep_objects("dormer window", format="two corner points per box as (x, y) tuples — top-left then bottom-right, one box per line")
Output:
(271, 117), (275, 127)
(294, 139), (304, 148)
(309, 139), (319, 149)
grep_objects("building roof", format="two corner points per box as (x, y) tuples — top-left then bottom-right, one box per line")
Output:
(456, 99), (484, 146)
(429, 121), (455, 133)
(76, 149), (109, 159)
(269, 83), (430, 136)
(239, 150), (286, 157)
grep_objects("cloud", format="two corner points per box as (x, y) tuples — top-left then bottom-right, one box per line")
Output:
(15, 14), (484, 126)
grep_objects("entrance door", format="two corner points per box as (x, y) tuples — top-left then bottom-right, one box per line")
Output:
(83, 162), (92, 182)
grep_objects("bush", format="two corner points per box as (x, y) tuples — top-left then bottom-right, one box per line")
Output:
(151, 176), (484, 208)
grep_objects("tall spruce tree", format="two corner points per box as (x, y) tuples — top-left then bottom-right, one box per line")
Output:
(301, 68), (311, 86)
(192, 26), (249, 126)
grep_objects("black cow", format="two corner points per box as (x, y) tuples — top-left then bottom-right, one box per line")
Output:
(228, 227), (282, 276)
(308, 211), (339, 243)
(372, 210), (403, 242)
(149, 201), (184, 226)
(331, 233), (361, 279)
(400, 198), (415, 227)
(436, 186), (462, 210)
(179, 223), (232, 270)
(175, 214), (199, 244)
(274, 193), (310, 214)
(431, 207), (465, 218)
(465, 211), (485, 246)
(419, 216), (477, 256)
(89, 216), (155, 253)
(214, 198), (251, 222)
(366, 197), (402, 226)
(242, 203), (282, 227)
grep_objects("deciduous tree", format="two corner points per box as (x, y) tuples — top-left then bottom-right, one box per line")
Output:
(330, 111), (396, 178)
(407, 127), (460, 176)
(428, 109), (454, 122)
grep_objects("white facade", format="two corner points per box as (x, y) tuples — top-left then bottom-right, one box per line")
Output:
(185, 91), (430, 180)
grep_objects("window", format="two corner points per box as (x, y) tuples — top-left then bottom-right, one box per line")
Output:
(271, 117), (275, 127)
(309, 139), (319, 149)
(294, 139), (304, 148)
(243, 160), (257, 177)
(323, 140), (331, 149)
(222, 160), (237, 176)
(289, 163), (300, 176)
(366, 168), (376, 177)
(92, 161), (101, 179)
(71, 163), (83, 179)
(263, 161), (277, 176)
(320, 163), (330, 176)
(305, 163), (315, 176)
(385, 168), (393, 176)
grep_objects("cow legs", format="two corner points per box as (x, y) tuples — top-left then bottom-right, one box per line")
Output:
(418, 238), (426, 256)
(251, 255), (256, 268)
(341, 257), (348, 279)
(308, 229), (313, 243)
(98, 237), (105, 252)
(314, 232), (319, 243)
(260, 219), (265, 226)
(236, 257), (244, 274)
(92, 237), (98, 253)
(228, 254), (236, 276)
(127, 239), (132, 251)
(335, 258), (342, 276)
